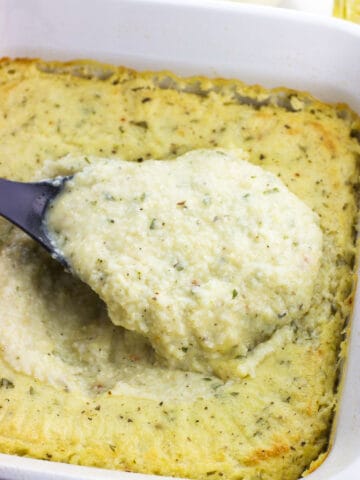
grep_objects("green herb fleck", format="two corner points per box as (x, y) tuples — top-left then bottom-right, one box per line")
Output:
(174, 261), (185, 271)
(0, 378), (14, 389)
(263, 187), (279, 194)
(232, 289), (238, 299)
(149, 218), (157, 230)
(202, 194), (211, 206)
(104, 192), (115, 201)
(211, 383), (222, 391)
(130, 120), (148, 129)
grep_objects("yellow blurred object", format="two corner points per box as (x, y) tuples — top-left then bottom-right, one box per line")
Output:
(334, 0), (360, 22)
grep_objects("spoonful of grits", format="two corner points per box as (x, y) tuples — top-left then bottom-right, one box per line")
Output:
(0, 149), (323, 377)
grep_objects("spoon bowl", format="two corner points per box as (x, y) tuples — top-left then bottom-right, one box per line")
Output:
(0, 176), (71, 267)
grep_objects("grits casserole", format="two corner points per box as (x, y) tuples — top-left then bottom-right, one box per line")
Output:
(0, 58), (359, 480)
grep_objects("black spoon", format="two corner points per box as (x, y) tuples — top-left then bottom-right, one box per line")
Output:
(0, 176), (71, 267)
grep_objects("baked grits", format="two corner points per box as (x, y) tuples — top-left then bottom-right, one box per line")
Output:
(46, 150), (322, 378)
(0, 58), (359, 480)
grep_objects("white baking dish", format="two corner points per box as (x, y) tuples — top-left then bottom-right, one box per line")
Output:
(0, 0), (359, 479)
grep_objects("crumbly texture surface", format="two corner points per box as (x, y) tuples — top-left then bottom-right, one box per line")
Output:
(46, 150), (322, 378)
(0, 58), (359, 480)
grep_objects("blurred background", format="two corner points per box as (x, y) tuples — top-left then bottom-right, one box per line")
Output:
(237, 0), (360, 22)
